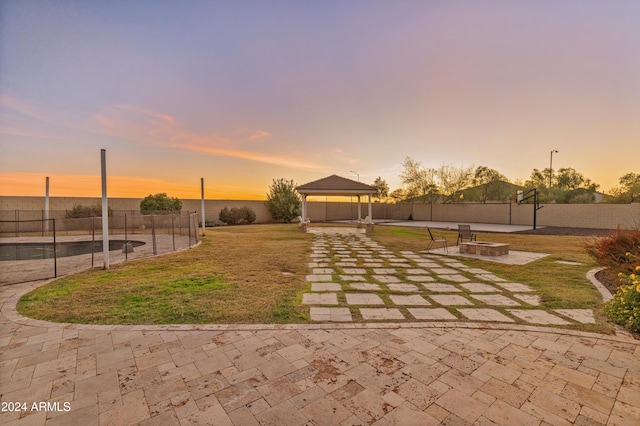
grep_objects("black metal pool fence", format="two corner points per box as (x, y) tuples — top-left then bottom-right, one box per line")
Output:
(0, 210), (200, 285)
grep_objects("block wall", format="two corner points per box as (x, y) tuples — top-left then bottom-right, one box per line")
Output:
(1, 197), (638, 229)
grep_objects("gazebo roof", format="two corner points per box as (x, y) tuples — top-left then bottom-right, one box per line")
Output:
(296, 174), (377, 196)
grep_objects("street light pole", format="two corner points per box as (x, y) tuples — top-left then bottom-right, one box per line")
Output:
(549, 150), (558, 195)
(350, 170), (359, 181)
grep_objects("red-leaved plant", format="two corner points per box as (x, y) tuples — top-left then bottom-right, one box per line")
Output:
(586, 229), (640, 273)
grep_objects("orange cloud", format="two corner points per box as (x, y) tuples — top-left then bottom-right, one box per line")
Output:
(0, 173), (263, 199)
(170, 141), (326, 171)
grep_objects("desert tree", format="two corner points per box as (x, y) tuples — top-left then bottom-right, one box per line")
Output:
(470, 166), (511, 203)
(373, 177), (389, 202)
(554, 167), (599, 203)
(555, 167), (598, 192)
(399, 157), (438, 202)
(525, 167), (599, 203)
(264, 178), (301, 222)
(436, 164), (474, 203)
(389, 188), (407, 203)
(609, 172), (640, 203)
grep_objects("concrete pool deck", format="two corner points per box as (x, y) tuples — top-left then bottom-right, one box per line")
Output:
(377, 220), (537, 233)
(0, 234), (195, 286)
(332, 220), (538, 233)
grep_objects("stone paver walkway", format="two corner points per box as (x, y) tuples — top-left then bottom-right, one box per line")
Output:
(304, 232), (591, 327)
(1, 228), (639, 425)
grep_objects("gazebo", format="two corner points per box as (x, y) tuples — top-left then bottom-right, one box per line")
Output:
(296, 174), (378, 224)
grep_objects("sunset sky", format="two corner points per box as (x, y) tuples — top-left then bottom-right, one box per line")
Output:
(1, 1), (638, 200)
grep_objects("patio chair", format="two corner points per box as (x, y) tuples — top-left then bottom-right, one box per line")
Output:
(457, 224), (477, 245)
(426, 227), (448, 253)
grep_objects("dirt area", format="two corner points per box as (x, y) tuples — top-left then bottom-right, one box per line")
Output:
(596, 268), (623, 294)
(513, 226), (617, 237)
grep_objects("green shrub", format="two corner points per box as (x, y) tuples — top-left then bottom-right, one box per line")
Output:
(218, 206), (256, 225)
(589, 234), (640, 333)
(265, 178), (301, 223)
(140, 193), (182, 214)
(65, 204), (110, 218)
(218, 207), (234, 224)
(586, 229), (640, 273)
(604, 265), (640, 333)
(242, 206), (256, 224)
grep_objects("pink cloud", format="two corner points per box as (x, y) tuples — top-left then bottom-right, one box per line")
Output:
(0, 94), (99, 136)
(0, 125), (66, 140)
(248, 130), (270, 141)
(96, 104), (328, 171)
(0, 94), (47, 121)
(113, 104), (175, 124)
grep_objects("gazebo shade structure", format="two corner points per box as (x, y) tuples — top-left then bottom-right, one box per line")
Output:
(296, 175), (378, 222)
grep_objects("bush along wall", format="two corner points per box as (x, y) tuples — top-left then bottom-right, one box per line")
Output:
(218, 206), (256, 225)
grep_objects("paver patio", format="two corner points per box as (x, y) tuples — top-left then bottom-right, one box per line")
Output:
(2, 286), (639, 425)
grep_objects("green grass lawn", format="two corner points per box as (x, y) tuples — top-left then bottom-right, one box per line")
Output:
(17, 224), (611, 332)
(372, 226), (611, 332)
(18, 224), (313, 324)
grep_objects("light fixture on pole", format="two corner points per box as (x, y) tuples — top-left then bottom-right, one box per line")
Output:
(549, 150), (558, 193)
(350, 170), (359, 182)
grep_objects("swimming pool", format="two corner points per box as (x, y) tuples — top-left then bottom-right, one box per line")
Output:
(0, 240), (146, 261)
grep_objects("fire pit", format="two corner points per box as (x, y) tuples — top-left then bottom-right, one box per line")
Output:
(459, 241), (509, 256)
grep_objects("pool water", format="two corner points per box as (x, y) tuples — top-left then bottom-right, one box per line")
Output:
(0, 240), (146, 261)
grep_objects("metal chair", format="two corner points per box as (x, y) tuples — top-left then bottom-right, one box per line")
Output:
(457, 224), (477, 245)
(426, 227), (448, 253)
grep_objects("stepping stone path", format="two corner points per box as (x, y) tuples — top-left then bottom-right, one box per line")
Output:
(304, 231), (595, 326)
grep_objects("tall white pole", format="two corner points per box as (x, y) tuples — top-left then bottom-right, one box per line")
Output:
(200, 178), (205, 236)
(44, 176), (50, 234)
(101, 149), (109, 269)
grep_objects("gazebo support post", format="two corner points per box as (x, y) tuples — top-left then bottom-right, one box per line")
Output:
(366, 194), (374, 234)
(301, 195), (307, 221)
(298, 194), (308, 232)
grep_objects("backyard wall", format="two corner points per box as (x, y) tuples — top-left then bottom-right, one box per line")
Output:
(384, 202), (639, 230)
(1, 196), (638, 230)
(0, 196), (271, 224)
